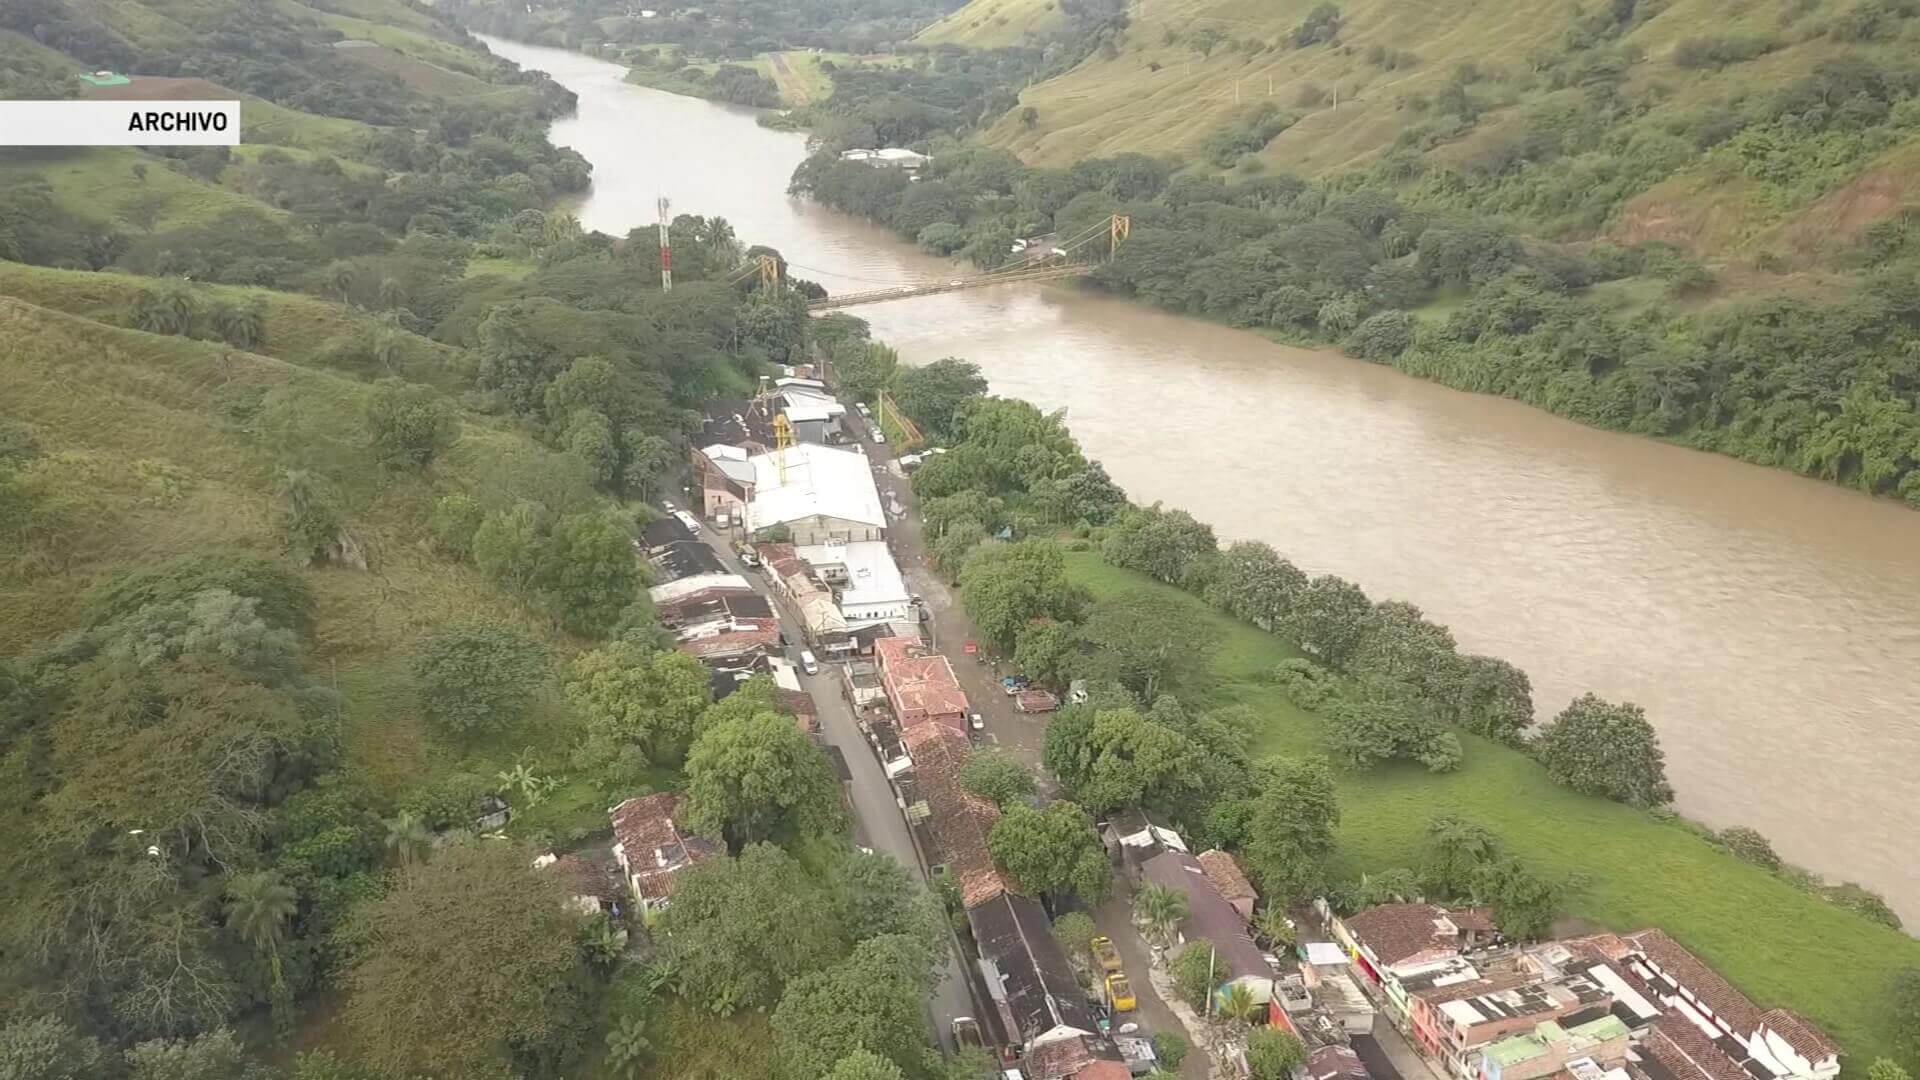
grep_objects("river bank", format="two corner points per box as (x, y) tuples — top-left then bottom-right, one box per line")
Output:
(477, 33), (1920, 930)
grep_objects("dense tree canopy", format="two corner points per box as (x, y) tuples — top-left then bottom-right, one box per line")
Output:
(987, 801), (1112, 902)
(1240, 757), (1342, 900)
(412, 620), (550, 736)
(1535, 693), (1673, 807)
(342, 841), (583, 1079)
(683, 710), (845, 849)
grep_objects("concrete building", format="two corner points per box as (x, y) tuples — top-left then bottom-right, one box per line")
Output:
(839, 146), (931, 170)
(1479, 1016), (1630, 1080)
(796, 539), (913, 623)
(1410, 970), (1613, 1080)
(774, 377), (847, 443)
(744, 442), (885, 545)
(875, 635), (969, 732)
(1619, 929), (1841, 1080)
(1331, 903), (1497, 1025)
(968, 891), (1100, 1053)
(1139, 850), (1272, 1002)
(694, 443), (757, 521)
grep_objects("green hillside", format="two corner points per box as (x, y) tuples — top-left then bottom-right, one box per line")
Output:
(935, 0), (1920, 263)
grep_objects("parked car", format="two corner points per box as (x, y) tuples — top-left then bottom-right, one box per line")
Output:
(1090, 936), (1123, 973)
(1000, 675), (1030, 695)
(857, 402), (872, 417)
(714, 511), (730, 529)
(872, 430), (886, 444)
(800, 649), (820, 675)
(1105, 972), (1136, 1012)
(969, 713), (984, 734)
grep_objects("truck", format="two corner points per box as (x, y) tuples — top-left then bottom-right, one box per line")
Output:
(1090, 935), (1123, 973)
(1104, 972), (1136, 1012)
(1015, 689), (1059, 714)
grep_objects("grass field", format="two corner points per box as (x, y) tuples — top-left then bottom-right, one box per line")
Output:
(0, 148), (274, 232)
(0, 291), (606, 809)
(916, 0), (1067, 46)
(0, 262), (470, 391)
(1061, 549), (1919, 1061)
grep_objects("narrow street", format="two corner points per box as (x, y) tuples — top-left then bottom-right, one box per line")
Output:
(1093, 884), (1211, 1080)
(689, 522), (978, 1051)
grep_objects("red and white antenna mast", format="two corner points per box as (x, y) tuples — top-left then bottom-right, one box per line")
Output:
(656, 195), (672, 291)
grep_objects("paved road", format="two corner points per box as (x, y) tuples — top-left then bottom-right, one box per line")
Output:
(689, 519), (978, 1051)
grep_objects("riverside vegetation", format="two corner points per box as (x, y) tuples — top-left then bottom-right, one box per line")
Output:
(812, 315), (1920, 1062)
(0, 3), (966, 1079)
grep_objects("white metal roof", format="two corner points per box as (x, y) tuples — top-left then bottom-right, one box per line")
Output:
(747, 443), (885, 530)
(701, 444), (757, 484)
(796, 540), (909, 611)
(647, 572), (750, 604)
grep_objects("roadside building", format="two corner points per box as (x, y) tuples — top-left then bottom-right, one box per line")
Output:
(968, 891), (1100, 1054)
(1103, 809), (1188, 871)
(1139, 850), (1272, 1001)
(1331, 903), (1497, 1024)
(1198, 849), (1258, 919)
(694, 443), (758, 522)
(1307, 1045), (1373, 1080)
(774, 377), (848, 443)
(842, 657), (888, 708)
(638, 515), (725, 581)
(1619, 930), (1840, 1080)
(608, 792), (716, 911)
(900, 722), (1007, 907)
(876, 635), (969, 732)
(744, 442), (885, 545)
(1022, 1032), (1132, 1080)
(796, 539), (913, 623)
(1409, 970), (1614, 1080)
(1479, 1015), (1631, 1080)
(839, 146), (931, 171)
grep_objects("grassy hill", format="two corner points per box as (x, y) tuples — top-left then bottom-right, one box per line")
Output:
(942, 0), (1920, 265)
(1063, 550), (1919, 1062)
(0, 289), (591, 798)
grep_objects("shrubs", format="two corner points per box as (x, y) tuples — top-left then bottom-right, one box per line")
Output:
(1347, 309), (1414, 359)
(412, 619), (549, 736)
(1535, 693), (1674, 807)
(1672, 34), (1776, 68)
(1202, 104), (1299, 168)
(1719, 826), (1781, 870)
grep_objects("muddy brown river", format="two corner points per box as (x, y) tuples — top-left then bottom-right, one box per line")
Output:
(483, 36), (1920, 925)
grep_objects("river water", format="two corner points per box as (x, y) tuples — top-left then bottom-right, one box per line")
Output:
(482, 37), (1920, 924)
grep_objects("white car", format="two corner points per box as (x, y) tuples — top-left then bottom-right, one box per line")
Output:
(969, 713), (984, 733)
(872, 431), (886, 444)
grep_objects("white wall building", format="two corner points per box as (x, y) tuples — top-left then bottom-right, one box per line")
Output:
(746, 442), (885, 545)
(796, 539), (912, 623)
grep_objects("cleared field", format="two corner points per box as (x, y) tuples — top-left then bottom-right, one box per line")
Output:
(917, 0), (1067, 46)
(0, 147), (276, 231)
(1062, 549), (1919, 1062)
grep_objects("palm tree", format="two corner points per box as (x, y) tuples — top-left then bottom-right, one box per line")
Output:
(1132, 883), (1190, 949)
(1216, 981), (1260, 1028)
(226, 871), (298, 1028)
(1251, 905), (1295, 952)
(605, 1013), (653, 1079)
(384, 810), (430, 877)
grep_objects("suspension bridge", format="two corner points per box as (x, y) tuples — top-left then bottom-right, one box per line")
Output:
(726, 215), (1130, 312)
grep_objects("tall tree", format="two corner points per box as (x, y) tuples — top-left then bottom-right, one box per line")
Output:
(959, 748), (1038, 808)
(0, 1016), (107, 1080)
(773, 934), (939, 1080)
(224, 871), (298, 1028)
(1246, 1027), (1307, 1080)
(683, 711), (845, 848)
(1535, 693), (1673, 807)
(1081, 589), (1219, 700)
(1132, 882), (1190, 949)
(892, 357), (987, 438)
(987, 801), (1112, 902)
(959, 539), (1086, 648)
(564, 642), (713, 766)
(365, 379), (459, 469)
(658, 843), (848, 1015)
(1052, 707), (1199, 814)
(1240, 757), (1341, 900)
(342, 841), (580, 1079)
(1282, 575), (1375, 669)
(411, 620), (549, 736)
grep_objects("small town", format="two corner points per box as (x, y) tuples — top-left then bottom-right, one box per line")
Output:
(534, 365), (1848, 1080)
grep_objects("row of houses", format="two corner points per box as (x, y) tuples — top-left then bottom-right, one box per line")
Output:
(1325, 904), (1841, 1080)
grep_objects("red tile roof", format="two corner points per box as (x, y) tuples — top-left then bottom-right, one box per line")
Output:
(675, 624), (780, 659)
(1648, 1016), (1754, 1080)
(1624, 929), (1763, 1034)
(1342, 904), (1470, 967)
(876, 635), (969, 729)
(1758, 1008), (1840, 1062)
(546, 853), (622, 901)
(609, 792), (716, 902)
(1198, 849), (1256, 904)
(1023, 1034), (1127, 1080)
(902, 723), (1008, 907)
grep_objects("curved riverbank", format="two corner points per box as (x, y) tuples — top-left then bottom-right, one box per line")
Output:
(479, 33), (1920, 928)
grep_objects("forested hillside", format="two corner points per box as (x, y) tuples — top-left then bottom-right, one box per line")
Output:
(0, 3), (902, 1077)
(782, 0), (1920, 504)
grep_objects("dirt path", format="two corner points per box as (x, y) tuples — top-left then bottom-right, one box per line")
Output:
(768, 51), (812, 106)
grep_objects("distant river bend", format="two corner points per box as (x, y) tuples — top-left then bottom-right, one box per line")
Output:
(482, 36), (1920, 926)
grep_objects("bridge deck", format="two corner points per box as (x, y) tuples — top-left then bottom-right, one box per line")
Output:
(806, 263), (1093, 311)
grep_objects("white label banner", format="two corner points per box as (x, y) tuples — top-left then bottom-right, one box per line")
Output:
(0, 100), (241, 146)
